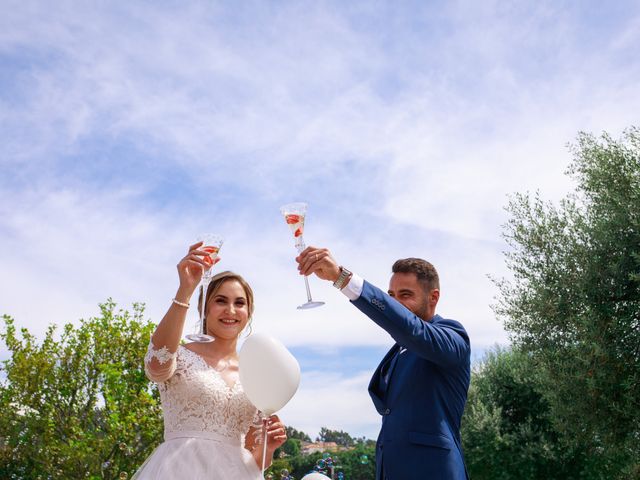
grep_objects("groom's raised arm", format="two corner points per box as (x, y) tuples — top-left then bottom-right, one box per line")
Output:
(296, 246), (470, 368)
(352, 279), (469, 368)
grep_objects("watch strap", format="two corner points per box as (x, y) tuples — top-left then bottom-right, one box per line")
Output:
(333, 266), (352, 289)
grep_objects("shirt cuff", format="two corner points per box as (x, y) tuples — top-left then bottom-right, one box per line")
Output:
(341, 273), (364, 301)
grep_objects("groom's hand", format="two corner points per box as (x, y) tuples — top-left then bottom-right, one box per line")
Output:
(296, 246), (341, 283)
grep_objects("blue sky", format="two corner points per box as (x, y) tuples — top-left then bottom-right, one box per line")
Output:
(1, 0), (639, 440)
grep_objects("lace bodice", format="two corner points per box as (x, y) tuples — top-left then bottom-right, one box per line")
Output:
(145, 342), (258, 441)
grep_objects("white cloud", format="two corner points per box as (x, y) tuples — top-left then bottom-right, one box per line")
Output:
(279, 369), (380, 440)
(1, 2), (380, 175)
(2, 0), (640, 441)
(0, 174), (505, 365)
(0, 184), (178, 336)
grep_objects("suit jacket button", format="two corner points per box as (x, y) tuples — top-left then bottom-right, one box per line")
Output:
(384, 408), (391, 415)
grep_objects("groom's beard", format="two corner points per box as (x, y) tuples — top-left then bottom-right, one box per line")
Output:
(410, 300), (430, 322)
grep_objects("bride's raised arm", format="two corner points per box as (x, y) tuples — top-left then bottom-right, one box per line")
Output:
(145, 241), (215, 382)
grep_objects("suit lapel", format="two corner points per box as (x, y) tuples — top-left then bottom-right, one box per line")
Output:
(383, 345), (402, 389)
(369, 344), (402, 410)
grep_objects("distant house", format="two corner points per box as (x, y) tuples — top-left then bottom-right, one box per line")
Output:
(300, 441), (350, 455)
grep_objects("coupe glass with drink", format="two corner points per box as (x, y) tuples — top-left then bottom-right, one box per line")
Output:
(280, 202), (325, 309)
(185, 233), (224, 342)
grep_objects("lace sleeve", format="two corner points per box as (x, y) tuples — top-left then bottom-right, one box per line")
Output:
(144, 339), (178, 383)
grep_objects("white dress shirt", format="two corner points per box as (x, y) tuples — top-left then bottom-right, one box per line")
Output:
(340, 272), (364, 300)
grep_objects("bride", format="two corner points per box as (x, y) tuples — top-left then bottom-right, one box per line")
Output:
(133, 242), (287, 479)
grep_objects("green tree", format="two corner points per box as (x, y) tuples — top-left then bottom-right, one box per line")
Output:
(462, 346), (589, 480)
(264, 456), (294, 479)
(317, 427), (355, 447)
(494, 128), (640, 476)
(354, 436), (376, 449)
(273, 437), (302, 460)
(285, 425), (311, 442)
(333, 444), (376, 480)
(0, 300), (162, 479)
(285, 444), (376, 480)
(287, 450), (323, 478)
(272, 426), (308, 464)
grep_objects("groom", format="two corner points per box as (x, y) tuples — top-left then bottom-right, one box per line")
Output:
(297, 247), (470, 480)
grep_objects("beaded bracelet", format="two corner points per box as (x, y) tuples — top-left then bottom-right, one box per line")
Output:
(172, 298), (190, 308)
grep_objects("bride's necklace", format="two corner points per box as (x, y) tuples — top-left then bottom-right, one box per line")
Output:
(210, 355), (238, 373)
(213, 358), (229, 372)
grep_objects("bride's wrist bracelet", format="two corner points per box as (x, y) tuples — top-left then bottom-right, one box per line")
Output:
(172, 298), (190, 308)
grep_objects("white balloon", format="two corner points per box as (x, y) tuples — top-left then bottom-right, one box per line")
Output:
(302, 474), (331, 480)
(239, 333), (301, 416)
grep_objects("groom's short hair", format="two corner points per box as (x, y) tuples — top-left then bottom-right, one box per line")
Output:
(392, 258), (440, 293)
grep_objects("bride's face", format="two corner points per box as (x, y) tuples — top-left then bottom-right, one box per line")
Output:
(205, 280), (250, 340)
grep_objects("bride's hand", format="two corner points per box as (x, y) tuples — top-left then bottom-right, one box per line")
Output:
(177, 241), (220, 293)
(265, 415), (288, 452)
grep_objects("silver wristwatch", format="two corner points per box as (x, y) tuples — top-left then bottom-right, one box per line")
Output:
(333, 266), (352, 289)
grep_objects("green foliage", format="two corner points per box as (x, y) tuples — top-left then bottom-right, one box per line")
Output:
(273, 437), (302, 460)
(287, 450), (322, 478)
(317, 427), (355, 447)
(264, 456), (294, 479)
(286, 425), (311, 442)
(462, 347), (590, 480)
(494, 128), (640, 476)
(332, 444), (376, 480)
(283, 437), (301, 457)
(0, 300), (162, 480)
(270, 426), (376, 479)
(281, 444), (376, 480)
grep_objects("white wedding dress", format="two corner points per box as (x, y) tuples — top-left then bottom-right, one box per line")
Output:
(132, 341), (263, 479)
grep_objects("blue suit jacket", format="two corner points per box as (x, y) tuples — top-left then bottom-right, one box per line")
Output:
(352, 280), (470, 480)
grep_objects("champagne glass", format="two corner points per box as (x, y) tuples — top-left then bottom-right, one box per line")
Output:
(280, 202), (325, 309)
(185, 233), (224, 342)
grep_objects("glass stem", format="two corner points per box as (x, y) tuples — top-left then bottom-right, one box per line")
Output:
(296, 238), (313, 302)
(303, 276), (313, 302)
(200, 281), (208, 334)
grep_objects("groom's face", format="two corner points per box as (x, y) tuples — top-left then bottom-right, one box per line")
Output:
(388, 272), (438, 321)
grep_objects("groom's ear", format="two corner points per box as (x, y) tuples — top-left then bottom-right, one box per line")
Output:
(429, 289), (440, 306)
